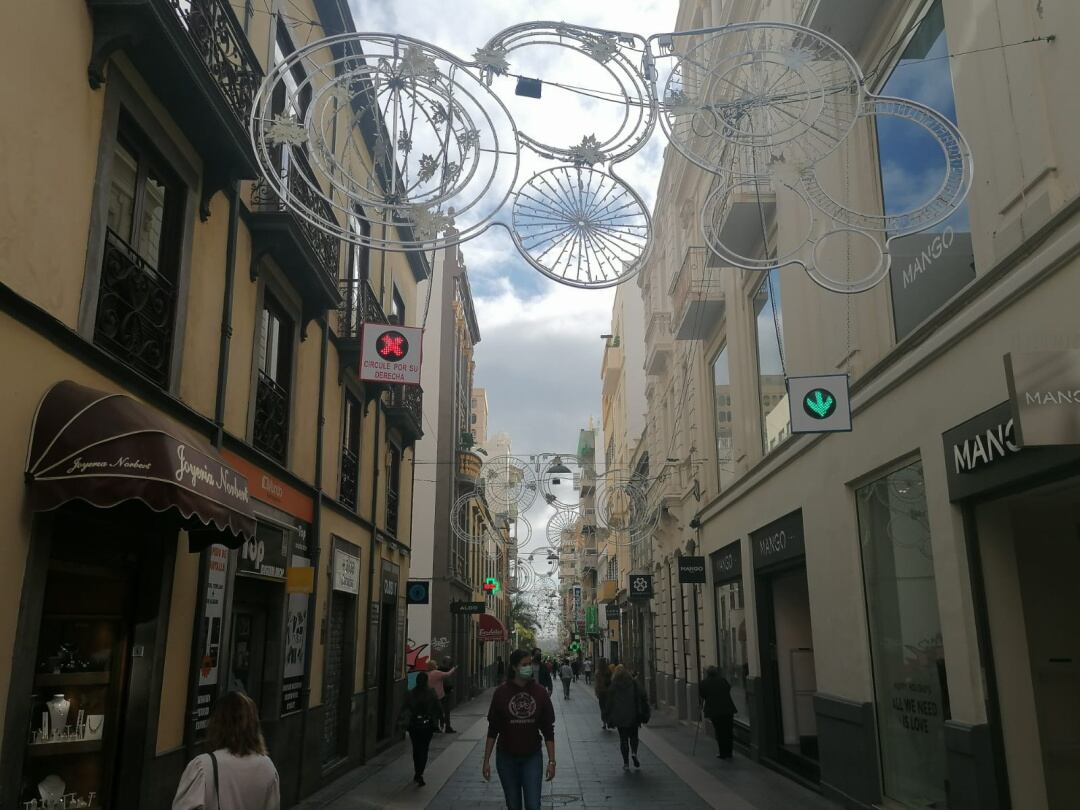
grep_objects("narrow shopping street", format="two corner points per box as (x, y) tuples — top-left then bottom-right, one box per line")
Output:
(299, 681), (836, 810)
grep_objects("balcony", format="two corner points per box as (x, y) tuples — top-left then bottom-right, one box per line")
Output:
(458, 450), (483, 484)
(707, 182), (776, 262)
(385, 385), (423, 444)
(644, 313), (674, 375)
(87, 0), (262, 212)
(669, 247), (725, 341)
(339, 446), (359, 510)
(249, 156), (342, 317)
(601, 341), (624, 395)
(599, 579), (618, 602)
(94, 228), (176, 387)
(253, 370), (289, 463)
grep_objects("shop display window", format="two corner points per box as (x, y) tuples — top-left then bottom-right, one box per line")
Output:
(856, 460), (950, 807)
(714, 580), (750, 725)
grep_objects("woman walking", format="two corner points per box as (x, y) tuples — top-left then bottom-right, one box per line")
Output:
(582, 658), (593, 685)
(594, 657), (612, 730)
(700, 666), (737, 759)
(427, 659), (458, 732)
(604, 665), (650, 771)
(483, 650), (557, 810)
(172, 691), (280, 809)
(558, 659), (574, 700)
(401, 671), (442, 785)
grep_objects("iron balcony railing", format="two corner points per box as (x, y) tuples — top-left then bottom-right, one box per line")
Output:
(387, 384), (423, 431)
(339, 445), (359, 510)
(94, 228), (176, 387)
(338, 277), (387, 338)
(251, 156), (340, 287)
(168, 0), (261, 126)
(253, 370), (290, 463)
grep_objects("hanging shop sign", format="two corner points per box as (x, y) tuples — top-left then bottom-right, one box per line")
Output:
(677, 555), (707, 584)
(942, 401), (1080, 501)
(585, 604), (600, 634)
(605, 603), (621, 621)
(1005, 350), (1080, 446)
(333, 547), (360, 594)
(628, 574), (654, 600)
(360, 323), (424, 386)
(451, 601), (486, 614)
(194, 544), (229, 737)
(750, 510), (805, 570)
(281, 552), (310, 716)
(406, 580), (430, 604)
(711, 541), (742, 584)
(787, 373), (852, 434)
(237, 521), (289, 579)
(890, 228), (975, 340)
(381, 559), (400, 601)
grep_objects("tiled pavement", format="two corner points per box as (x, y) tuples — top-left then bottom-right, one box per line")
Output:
(299, 678), (841, 809)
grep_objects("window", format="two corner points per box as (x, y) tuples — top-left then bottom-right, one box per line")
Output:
(95, 114), (184, 386)
(856, 460), (949, 806)
(386, 441), (402, 536)
(712, 345), (734, 489)
(253, 291), (294, 462)
(714, 577), (749, 725)
(391, 286), (406, 326)
(339, 393), (362, 509)
(753, 270), (789, 453)
(879, 0), (974, 339)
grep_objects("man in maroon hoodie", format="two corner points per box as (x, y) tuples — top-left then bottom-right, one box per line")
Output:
(482, 649), (556, 810)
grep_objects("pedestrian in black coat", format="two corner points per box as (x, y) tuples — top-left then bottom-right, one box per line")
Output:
(603, 665), (650, 770)
(699, 666), (737, 759)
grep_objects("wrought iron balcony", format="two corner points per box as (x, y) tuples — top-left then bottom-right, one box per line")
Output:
(339, 446), (359, 510)
(94, 228), (176, 387)
(250, 157), (342, 312)
(253, 370), (290, 463)
(644, 312), (673, 375)
(386, 485), (400, 538)
(87, 0), (263, 209)
(385, 385), (424, 444)
(338, 278), (387, 339)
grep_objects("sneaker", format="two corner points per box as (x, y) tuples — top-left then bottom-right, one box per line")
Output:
(632, 755), (640, 768)
(623, 763), (630, 771)
(444, 728), (457, 733)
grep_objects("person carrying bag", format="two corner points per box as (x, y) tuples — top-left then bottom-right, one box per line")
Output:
(401, 671), (442, 785)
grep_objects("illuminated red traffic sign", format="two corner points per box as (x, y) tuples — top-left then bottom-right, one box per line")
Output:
(360, 323), (424, 386)
(376, 330), (409, 361)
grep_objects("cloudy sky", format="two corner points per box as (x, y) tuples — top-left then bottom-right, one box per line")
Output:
(351, 0), (679, 459)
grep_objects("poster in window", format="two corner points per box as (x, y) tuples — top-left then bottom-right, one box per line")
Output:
(281, 553), (310, 716)
(365, 602), (381, 688)
(194, 544), (229, 737)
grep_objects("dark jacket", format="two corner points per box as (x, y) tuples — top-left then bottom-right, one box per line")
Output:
(538, 661), (553, 688)
(486, 680), (556, 756)
(700, 673), (737, 717)
(402, 686), (442, 730)
(604, 677), (649, 728)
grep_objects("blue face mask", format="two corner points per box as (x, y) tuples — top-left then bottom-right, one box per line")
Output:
(517, 665), (534, 680)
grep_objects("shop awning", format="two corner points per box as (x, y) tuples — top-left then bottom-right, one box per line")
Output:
(25, 380), (256, 545)
(478, 612), (508, 642)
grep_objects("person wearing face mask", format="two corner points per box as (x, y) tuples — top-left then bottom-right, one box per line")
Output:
(483, 650), (556, 810)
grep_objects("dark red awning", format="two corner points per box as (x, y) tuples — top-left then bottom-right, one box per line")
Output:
(25, 381), (256, 544)
(478, 612), (508, 642)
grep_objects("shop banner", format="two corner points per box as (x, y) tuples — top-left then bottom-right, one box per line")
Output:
(750, 510), (805, 569)
(333, 547), (360, 594)
(1005, 350), (1080, 446)
(677, 555), (707, 584)
(711, 541), (742, 584)
(605, 604), (620, 621)
(628, 574), (653, 600)
(237, 522), (289, 579)
(281, 553), (310, 716)
(195, 544), (229, 737)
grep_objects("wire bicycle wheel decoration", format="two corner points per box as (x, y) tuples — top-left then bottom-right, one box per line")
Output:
(248, 21), (972, 294)
(507, 556), (537, 594)
(451, 492), (499, 545)
(480, 455), (538, 512)
(545, 508), (581, 549)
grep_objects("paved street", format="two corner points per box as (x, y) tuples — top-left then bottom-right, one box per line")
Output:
(300, 680), (838, 810)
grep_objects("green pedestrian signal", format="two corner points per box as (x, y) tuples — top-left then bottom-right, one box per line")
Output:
(803, 388), (837, 419)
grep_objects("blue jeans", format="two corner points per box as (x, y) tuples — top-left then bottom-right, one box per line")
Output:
(495, 748), (543, 810)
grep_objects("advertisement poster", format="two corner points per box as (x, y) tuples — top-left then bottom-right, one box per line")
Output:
(194, 544), (229, 737)
(281, 553), (310, 716)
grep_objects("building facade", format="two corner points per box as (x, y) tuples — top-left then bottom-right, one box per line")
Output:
(632, 1), (1080, 808)
(0, 1), (426, 807)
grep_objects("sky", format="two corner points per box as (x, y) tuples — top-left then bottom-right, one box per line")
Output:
(350, 0), (679, 460)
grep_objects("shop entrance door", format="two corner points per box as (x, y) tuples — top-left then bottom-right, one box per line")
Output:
(228, 578), (272, 713)
(977, 477), (1080, 810)
(756, 564), (818, 781)
(376, 600), (396, 740)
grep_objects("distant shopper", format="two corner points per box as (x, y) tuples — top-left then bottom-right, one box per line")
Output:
(172, 691), (280, 810)
(594, 658), (612, 730)
(571, 658), (580, 682)
(497, 656), (506, 681)
(483, 649), (557, 810)
(428, 659), (458, 733)
(604, 665), (650, 770)
(401, 671), (442, 786)
(700, 666), (737, 759)
(559, 660), (574, 699)
(534, 649), (554, 695)
(583, 658), (594, 685)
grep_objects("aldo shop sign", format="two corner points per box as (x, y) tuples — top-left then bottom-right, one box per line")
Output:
(750, 510), (805, 570)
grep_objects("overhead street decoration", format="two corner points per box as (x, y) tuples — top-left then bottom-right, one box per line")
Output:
(251, 22), (972, 295)
(360, 324), (423, 386)
(788, 374), (852, 434)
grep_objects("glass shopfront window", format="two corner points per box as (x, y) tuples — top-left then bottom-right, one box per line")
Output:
(712, 345), (735, 490)
(856, 461), (949, 807)
(753, 270), (789, 454)
(712, 544), (749, 725)
(878, 0), (975, 339)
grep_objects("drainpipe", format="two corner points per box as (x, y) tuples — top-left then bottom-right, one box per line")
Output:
(295, 315), (327, 803)
(213, 181), (240, 448)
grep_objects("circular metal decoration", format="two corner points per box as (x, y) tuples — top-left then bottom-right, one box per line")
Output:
(512, 167), (651, 288)
(537, 454), (582, 508)
(660, 23), (862, 178)
(507, 557), (536, 594)
(451, 492), (498, 545)
(480, 455), (538, 511)
(509, 514), (533, 548)
(250, 33), (519, 252)
(477, 23), (656, 164)
(545, 509), (580, 548)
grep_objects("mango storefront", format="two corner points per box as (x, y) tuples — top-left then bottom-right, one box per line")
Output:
(1, 381), (256, 809)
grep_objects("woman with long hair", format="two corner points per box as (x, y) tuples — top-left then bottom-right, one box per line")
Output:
(401, 670), (443, 785)
(172, 691), (280, 809)
(603, 665), (650, 771)
(482, 649), (556, 810)
(594, 657), (612, 730)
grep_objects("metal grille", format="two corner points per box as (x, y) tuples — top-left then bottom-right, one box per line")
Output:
(321, 595), (348, 764)
(339, 446), (359, 510)
(338, 277), (386, 338)
(94, 228), (176, 386)
(253, 369), (289, 462)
